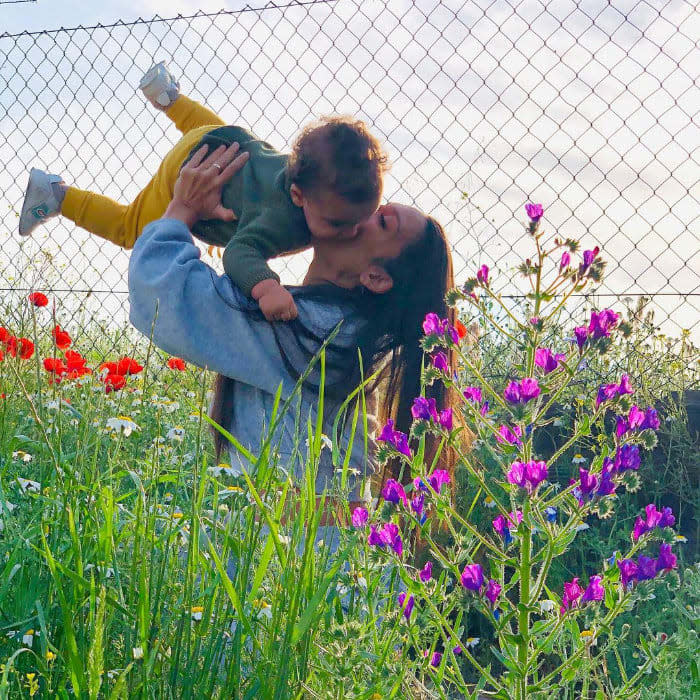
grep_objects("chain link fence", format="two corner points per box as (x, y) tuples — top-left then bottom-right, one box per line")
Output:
(1, 0), (698, 379)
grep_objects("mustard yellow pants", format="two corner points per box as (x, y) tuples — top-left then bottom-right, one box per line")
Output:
(61, 96), (225, 248)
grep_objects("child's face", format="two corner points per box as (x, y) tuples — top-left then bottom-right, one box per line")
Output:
(290, 185), (380, 241)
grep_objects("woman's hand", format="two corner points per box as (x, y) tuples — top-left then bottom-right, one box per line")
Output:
(164, 142), (250, 228)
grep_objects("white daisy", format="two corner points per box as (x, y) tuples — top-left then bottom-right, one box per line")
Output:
(190, 606), (204, 621)
(484, 495), (497, 509)
(105, 416), (140, 436)
(22, 629), (35, 647)
(540, 599), (556, 613)
(575, 522), (590, 532)
(465, 637), (480, 648)
(166, 426), (185, 442)
(572, 454), (587, 464)
(673, 535), (688, 543)
(132, 647), (144, 660)
(12, 450), (32, 463)
(17, 478), (40, 493)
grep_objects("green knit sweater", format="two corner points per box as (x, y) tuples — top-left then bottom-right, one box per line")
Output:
(185, 125), (310, 297)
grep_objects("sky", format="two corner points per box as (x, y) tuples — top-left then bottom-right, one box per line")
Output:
(1, 0), (698, 346)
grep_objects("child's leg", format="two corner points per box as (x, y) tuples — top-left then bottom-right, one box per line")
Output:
(60, 124), (219, 248)
(164, 94), (226, 134)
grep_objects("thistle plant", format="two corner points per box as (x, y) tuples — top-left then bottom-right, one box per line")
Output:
(364, 204), (682, 698)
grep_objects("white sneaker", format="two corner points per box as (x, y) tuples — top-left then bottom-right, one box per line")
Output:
(18, 168), (64, 236)
(139, 61), (180, 111)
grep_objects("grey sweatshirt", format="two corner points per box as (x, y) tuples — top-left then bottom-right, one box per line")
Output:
(128, 217), (377, 498)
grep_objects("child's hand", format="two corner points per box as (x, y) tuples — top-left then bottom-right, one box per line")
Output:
(252, 279), (298, 322)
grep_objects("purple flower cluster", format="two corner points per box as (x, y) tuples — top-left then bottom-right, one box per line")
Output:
(595, 374), (634, 408)
(419, 561), (433, 582)
(578, 246), (600, 276)
(477, 264), (489, 286)
(606, 444), (641, 472)
(507, 460), (548, 494)
(423, 313), (459, 344)
(411, 396), (452, 431)
(504, 377), (541, 404)
(368, 522), (403, 556)
(574, 309), (620, 351)
(460, 564), (501, 605)
(534, 347), (566, 374)
(525, 202), (543, 222)
(492, 510), (523, 544)
(560, 575), (604, 615)
(351, 507), (368, 528)
(560, 251), (571, 271)
(616, 405), (660, 436)
(632, 504), (675, 541)
(398, 592), (415, 620)
(496, 424), (523, 447)
(415, 469), (451, 495)
(381, 479), (408, 508)
(618, 543), (677, 588)
(377, 419), (412, 458)
(573, 465), (616, 505)
(463, 386), (482, 403)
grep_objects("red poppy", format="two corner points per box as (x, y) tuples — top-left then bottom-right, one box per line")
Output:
(454, 319), (467, 340)
(0, 349), (4, 362)
(117, 356), (143, 376)
(52, 325), (72, 350)
(98, 361), (119, 375)
(0, 327), (10, 343)
(65, 349), (88, 371)
(4, 336), (18, 358)
(18, 338), (34, 360)
(28, 292), (49, 307)
(167, 357), (186, 371)
(104, 373), (126, 392)
(43, 357), (68, 375)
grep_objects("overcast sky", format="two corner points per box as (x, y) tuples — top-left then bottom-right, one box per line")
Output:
(1, 0), (698, 343)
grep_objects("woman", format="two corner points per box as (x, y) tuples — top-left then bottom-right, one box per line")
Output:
(128, 142), (458, 521)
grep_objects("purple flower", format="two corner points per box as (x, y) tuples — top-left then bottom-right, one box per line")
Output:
(658, 506), (675, 528)
(618, 374), (634, 395)
(520, 377), (541, 402)
(581, 575), (604, 602)
(507, 460), (548, 494)
(368, 522), (403, 556)
(636, 556), (657, 581)
(656, 543), (677, 573)
(463, 386), (482, 403)
(633, 504), (675, 540)
(574, 326), (588, 351)
(496, 424), (523, 447)
(525, 202), (543, 222)
(618, 558), (638, 588)
(477, 264), (489, 285)
(596, 469), (616, 497)
(493, 511), (522, 544)
(504, 381), (521, 403)
(439, 408), (453, 431)
(485, 579), (501, 605)
(628, 405), (645, 430)
(632, 516), (647, 541)
(427, 469), (451, 494)
(412, 396), (438, 422)
(382, 479), (408, 508)
(381, 522), (403, 556)
(368, 525), (385, 548)
(422, 313), (442, 336)
(560, 577), (584, 614)
(588, 309), (619, 339)
(419, 561), (433, 582)
(351, 507), (368, 528)
(614, 444), (640, 472)
(398, 592), (414, 620)
(560, 251), (571, 271)
(432, 352), (449, 373)
(616, 416), (629, 438)
(460, 564), (484, 591)
(377, 419), (412, 459)
(642, 407), (660, 430)
(579, 468), (599, 500)
(579, 246), (600, 275)
(530, 316), (541, 326)
(453, 645), (462, 655)
(534, 348), (565, 374)
(411, 493), (425, 520)
(429, 651), (442, 668)
(480, 400), (490, 416)
(545, 506), (558, 522)
(596, 383), (620, 408)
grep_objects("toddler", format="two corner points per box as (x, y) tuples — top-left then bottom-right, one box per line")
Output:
(19, 62), (389, 321)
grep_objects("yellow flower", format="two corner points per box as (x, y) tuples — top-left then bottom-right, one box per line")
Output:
(45, 650), (56, 662)
(190, 606), (204, 621)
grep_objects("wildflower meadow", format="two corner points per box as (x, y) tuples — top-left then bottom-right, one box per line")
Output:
(0, 206), (698, 698)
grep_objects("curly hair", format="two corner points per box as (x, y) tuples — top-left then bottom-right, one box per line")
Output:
(286, 116), (389, 203)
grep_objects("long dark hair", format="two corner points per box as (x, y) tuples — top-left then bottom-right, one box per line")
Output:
(210, 215), (459, 482)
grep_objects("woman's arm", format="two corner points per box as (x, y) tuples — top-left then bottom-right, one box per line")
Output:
(128, 143), (296, 395)
(128, 217), (298, 396)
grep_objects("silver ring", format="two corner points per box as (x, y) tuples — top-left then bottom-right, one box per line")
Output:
(212, 163), (222, 171)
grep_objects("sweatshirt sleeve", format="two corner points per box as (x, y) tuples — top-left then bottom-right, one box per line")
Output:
(128, 217), (297, 395)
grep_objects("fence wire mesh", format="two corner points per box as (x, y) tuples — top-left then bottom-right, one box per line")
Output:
(1, 0), (698, 382)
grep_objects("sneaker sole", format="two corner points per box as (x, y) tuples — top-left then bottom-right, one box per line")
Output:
(18, 169), (55, 236)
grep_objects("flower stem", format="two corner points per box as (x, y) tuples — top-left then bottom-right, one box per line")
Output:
(517, 509), (532, 699)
